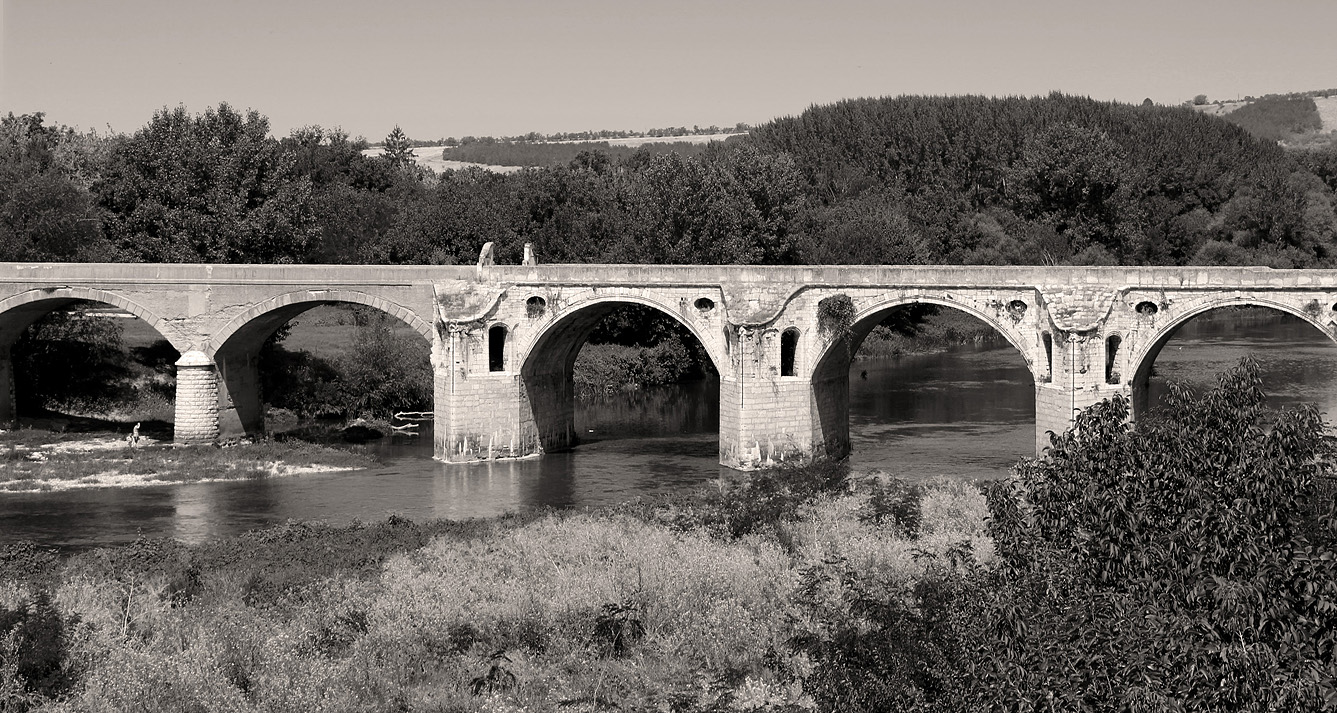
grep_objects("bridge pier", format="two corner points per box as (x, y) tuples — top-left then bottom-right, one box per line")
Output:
(1034, 330), (1129, 452)
(717, 327), (819, 469)
(174, 351), (220, 445)
(719, 375), (817, 469)
(434, 325), (537, 461)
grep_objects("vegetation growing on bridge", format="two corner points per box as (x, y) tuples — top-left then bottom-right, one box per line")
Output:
(0, 360), (1331, 710)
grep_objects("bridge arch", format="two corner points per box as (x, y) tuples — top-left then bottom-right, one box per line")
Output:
(520, 293), (726, 374)
(0, 288), (188, 427)
(209, 290), (433, 438)
(1127, 296), (1337, 416)
(810, 296), (1037, 381)
(0, 287), (189, 354)
(208, 289), (432, 355)
(808, 296), (1038, 460)
(518, 294), (724, 453)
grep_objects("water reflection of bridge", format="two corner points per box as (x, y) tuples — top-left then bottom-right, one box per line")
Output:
(4, 261), (1337, 469)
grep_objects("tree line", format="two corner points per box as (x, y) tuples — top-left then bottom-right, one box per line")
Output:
(4, 93), (1337, 270)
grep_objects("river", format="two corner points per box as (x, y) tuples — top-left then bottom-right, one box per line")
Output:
(3, 308), (1334, 550)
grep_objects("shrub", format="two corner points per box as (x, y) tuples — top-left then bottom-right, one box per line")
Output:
(258, 312), (431, 420)
(970, 358), (1337, 709)
(816, 294), (855, 347)
(0, 591), (81, 702)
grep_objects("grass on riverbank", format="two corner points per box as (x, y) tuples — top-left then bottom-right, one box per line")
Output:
(0, 461), (994, 712)
(0, 433), (376, 492)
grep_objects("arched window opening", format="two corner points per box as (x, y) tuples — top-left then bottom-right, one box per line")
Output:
(780, 328), (799, 377)
(526, 296), (547, 318)
(488, 324), (507, 372)
(1043, 332), (1054, 383)
(1105, 335), (1122, 384)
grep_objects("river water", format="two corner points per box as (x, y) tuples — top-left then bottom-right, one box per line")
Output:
(3, 308), (1334, 550)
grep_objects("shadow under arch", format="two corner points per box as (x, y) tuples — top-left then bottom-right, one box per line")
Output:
(210, 290), (433, 438)
(0, 289), (186, 426)
(519, 295), (722, 453)
(808, 297), (1036, 460)
(1128, 298), (1337, 417)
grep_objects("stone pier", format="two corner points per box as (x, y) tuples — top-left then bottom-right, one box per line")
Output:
(174, 351), (219, 445)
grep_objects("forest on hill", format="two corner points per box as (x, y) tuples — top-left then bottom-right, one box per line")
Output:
(4, 93), (1337, 270)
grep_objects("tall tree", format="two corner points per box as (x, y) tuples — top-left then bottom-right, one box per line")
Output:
(95, 103), (315, 263)
(382, 125), (416, 169)
(0, 113), (105, 260)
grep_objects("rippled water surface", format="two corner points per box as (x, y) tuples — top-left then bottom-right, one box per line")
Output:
(4, 308), (1334, 549)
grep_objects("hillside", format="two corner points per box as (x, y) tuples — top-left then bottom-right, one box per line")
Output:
(749, 93), (1336, 267)
(1192, 91), (1337, 146)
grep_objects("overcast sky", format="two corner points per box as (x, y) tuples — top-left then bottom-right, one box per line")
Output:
(3, 0), (1335, 141)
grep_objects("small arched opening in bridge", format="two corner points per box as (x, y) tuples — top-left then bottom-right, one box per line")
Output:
(210, 292), (433, 440)
(488, 324), (508, 372)
(1129, 303), (1337, 418)
(520, 299), (721, 457)
(780, 328), (800, 377)
(810, 301), (1035, 480)
(0, 290), (186, 437)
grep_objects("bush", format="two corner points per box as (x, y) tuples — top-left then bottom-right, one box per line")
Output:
(0, 591), (80, 702)
(258, 311), (431, 421)
(969, 358), (1337, 709)
(572, 337), (692, 393)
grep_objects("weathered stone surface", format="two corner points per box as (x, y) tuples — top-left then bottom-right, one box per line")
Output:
(2, 263), (1336, 468)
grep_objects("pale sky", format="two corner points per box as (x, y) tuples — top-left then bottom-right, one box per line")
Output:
(3, 0), (1335, 141)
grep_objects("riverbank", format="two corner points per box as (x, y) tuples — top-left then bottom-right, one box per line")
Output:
(0, 429), (376, 492)
(0, 462), (995, 711)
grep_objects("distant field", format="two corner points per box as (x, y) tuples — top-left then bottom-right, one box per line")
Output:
(362, 132), (746, 172)
(358, 147), (524, 174)
(549, 132), (743, 147)
(1192, 92), (1337, 139)
(1315, 96), (1337, 131)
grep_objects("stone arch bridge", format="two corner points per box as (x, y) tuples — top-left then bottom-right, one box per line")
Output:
(3, 262), (1336, 469)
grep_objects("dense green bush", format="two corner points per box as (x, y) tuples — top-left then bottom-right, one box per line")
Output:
(1222, 96), (1324, 142)
(969, 358), (1337, 710)
(572, 338), (691, 393)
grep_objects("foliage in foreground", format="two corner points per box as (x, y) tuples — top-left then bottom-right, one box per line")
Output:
(971, 358), (1337, 710)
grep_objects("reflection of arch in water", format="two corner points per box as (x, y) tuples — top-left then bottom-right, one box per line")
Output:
(520, 295), (722, 453)
(808, 297), (1036, 459)
(0, 288), (186, 425)
(210, 290), (432, 438)
(1128, 298), (1337, 416)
